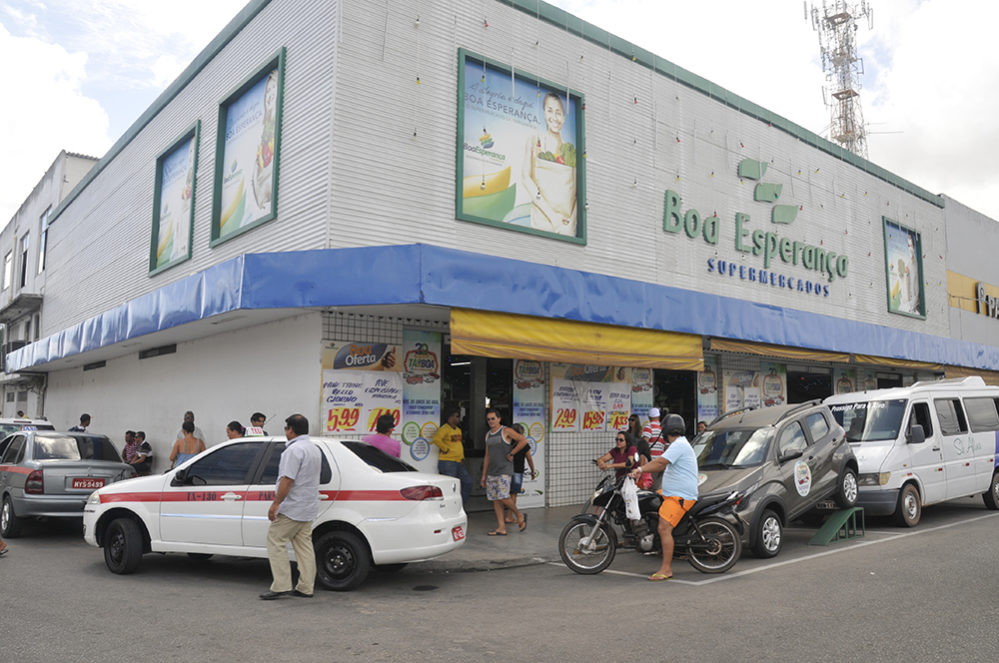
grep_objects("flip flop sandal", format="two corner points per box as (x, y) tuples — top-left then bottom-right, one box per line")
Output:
(487, 530), (508, 536)
(647, 572), (673, 581)
(519, 514), (528, 532)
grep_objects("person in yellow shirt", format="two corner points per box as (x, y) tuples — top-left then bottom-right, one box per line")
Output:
(432, 408), (472, 507)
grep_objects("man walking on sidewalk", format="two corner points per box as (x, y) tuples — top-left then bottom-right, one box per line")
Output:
(260, 414), (321, 600)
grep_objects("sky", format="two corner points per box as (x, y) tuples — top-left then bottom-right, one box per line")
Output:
(2, 0), (998, 225)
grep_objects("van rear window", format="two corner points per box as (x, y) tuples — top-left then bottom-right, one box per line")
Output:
(829, 399), (906, 442)
(964, 397), (999, 432)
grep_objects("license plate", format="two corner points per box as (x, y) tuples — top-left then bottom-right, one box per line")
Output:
(72, 477), (105, 490)
(451, 525), (465, 542)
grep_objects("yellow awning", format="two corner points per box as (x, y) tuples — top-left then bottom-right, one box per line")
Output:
(710, 338), (851, 364)
(854, 355), (943, 371)
(449, 308), (703, 370)
(944, 365), (999, 387)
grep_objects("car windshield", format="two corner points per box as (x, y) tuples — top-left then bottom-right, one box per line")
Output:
(828, 399), (907, 442)
(694, 428), (771, 469)
(33, 435), (120, 461)
(342, 441), (416, 472)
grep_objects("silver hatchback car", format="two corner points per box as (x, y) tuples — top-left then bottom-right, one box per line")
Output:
(0, 431), (136, 537)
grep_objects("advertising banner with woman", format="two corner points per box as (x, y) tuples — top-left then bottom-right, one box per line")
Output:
(883, 218), (925, 317)
(151, 129), (197, 274)
(213, 53), (283, 244)
(457, 50), (584, 241)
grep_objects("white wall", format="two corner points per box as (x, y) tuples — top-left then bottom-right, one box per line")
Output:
(44, 312), (323, 472)
(329, 0), (949, 336)
(41, 0), (338, 335)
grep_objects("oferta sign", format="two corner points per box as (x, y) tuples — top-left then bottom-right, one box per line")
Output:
(662, 159), (849, 297)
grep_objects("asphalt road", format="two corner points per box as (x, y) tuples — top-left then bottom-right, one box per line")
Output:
(1, 498), (997, 663)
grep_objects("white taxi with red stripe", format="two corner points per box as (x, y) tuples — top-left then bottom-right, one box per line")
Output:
(83, 437), (466, 590)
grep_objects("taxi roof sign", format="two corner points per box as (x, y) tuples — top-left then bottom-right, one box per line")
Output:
(245, 426), (266, 437)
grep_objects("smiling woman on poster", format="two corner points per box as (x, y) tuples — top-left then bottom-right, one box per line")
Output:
(521, 91), (577, 235)
(252, 69), (278, 211)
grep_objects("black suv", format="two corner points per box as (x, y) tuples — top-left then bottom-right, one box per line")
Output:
(691, 401), (858, 558)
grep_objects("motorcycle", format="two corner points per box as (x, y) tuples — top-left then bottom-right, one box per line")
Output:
(558, 459), (743, 575)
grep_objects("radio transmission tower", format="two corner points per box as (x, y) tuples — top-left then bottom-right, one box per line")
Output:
(809, 1), (874, 158)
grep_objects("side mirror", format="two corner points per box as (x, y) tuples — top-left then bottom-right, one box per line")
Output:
(170, 468), (188, 487)
(907, 424), (925, 444)
(778, 449), (803, 464)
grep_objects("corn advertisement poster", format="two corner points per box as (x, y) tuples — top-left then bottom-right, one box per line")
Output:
(457, 51), (584, 240)
(151, 131), (196, 271)
(216, 65), (280, 242)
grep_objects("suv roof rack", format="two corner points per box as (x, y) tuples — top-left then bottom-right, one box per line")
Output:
(773, 399), (822, 425)
(707, 406), (756, 427)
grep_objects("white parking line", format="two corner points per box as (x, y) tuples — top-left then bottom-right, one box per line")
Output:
(548, 511), (999, 586)
(688, 511), (999, 586)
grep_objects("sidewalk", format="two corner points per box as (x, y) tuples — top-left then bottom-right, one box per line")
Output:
(414, 504), (586, 573)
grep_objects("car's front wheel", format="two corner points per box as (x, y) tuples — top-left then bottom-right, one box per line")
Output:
(983, 471), (999, 510)
(752, 509), (782, 558)
(835, 467), (859, 508)
(314, 531), (371, 591)
(1, 495), (23, 538)
(104, 517), (143, 574)
(893, 483), (921, 527)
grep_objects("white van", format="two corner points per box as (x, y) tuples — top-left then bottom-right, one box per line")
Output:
(825, 377), (999, 526)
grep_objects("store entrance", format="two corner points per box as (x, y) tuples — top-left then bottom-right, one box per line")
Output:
(441, 343), (514, 512)
(651, 370), (697, 437)
(787, 371), (833, 403)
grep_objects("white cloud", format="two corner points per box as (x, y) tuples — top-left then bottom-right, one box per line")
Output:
(550, 0), (999, 220)
(0, 22), (111, 225)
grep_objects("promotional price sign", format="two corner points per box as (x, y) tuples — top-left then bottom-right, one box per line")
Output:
(581, 384), (608, 431)
(606, 385), (632, 431)
(551, 379), (580, 432)
(322, 370), (403, 435)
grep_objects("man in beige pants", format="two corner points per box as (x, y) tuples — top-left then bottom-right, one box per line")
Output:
(260, 414), (322, 600)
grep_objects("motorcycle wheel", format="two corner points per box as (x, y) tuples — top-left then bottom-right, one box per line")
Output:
(558, 517), (617, 574)
(687, 517), (742, 574)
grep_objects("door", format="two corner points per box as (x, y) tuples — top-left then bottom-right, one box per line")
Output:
(159, 441), (267, 546)
(907, 401), (946, 505)
(802, 410), (837, 497)
(962, 396), (999, 489)
(775, 421), (812, 517)
(0, 435), (27, 496)
(934, 398), (976, 499)
(240, 442), (338, 549)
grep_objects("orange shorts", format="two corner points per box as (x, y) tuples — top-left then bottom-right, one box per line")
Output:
(658, 495), (695, 527)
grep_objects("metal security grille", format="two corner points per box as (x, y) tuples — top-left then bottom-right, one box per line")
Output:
(547, 430), (616, 507)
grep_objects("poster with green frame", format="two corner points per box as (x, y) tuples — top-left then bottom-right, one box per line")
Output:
(882, 217), (925, 318)
(211, 47), (285, 246)
(456, 49), (586, 244)
(149, 122), (199, 275)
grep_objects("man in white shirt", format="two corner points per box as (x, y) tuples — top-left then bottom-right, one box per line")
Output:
(260, 414), (322, 600)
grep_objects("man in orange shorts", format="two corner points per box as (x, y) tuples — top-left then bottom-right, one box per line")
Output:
(630, 413), (698, 581)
